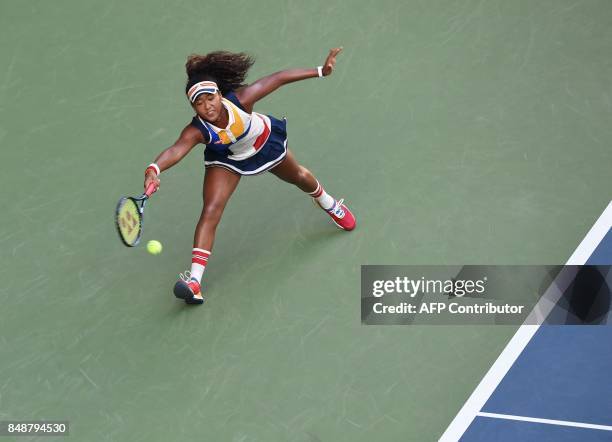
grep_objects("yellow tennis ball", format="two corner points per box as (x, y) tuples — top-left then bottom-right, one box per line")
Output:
(146, 240), (162, 255)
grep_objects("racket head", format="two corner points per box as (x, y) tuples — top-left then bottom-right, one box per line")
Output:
(115, 197), (144, 247)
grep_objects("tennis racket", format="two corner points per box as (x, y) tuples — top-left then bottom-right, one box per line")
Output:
(115, 182), (157, 247)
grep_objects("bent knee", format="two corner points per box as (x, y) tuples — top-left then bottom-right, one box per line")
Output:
(200, 203), (225, 225)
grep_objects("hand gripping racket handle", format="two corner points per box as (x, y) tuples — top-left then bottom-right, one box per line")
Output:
(144, 182), (157, 198)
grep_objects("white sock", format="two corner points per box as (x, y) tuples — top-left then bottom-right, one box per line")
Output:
(308, 180), (335, 210)
(190, 248), (211, 283)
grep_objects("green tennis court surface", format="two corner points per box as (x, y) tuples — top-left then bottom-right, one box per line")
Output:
(1, 1), (611, 440)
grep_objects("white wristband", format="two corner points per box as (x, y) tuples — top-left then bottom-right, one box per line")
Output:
(317, 66), (323, 78)
(146, 163), (160, 176)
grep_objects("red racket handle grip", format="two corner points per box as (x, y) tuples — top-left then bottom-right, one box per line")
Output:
(145, 182), (157, 198)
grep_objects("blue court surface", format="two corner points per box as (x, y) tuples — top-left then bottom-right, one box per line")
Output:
(441, 201), (612, 442)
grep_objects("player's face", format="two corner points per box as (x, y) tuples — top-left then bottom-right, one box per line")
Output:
(193, 92), (223, 123)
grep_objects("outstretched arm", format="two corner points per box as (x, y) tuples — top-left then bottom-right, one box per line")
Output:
(144, 124), (203, 191)
(235, 47), (343, 112)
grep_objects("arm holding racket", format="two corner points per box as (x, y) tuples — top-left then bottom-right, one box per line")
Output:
(117, 125), (203, 247)
(144, 125), (203, 192)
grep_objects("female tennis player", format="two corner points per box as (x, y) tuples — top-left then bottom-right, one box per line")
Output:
(143, 48), (356, 304)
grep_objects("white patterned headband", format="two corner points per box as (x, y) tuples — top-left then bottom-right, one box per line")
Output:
(187, 81), (219, 102)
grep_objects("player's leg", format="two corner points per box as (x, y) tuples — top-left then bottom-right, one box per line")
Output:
(269, 148), (356, 231)
(269, 148), (318, 193)
(174, 166), (241, 304)
(193, 165), (241, 252)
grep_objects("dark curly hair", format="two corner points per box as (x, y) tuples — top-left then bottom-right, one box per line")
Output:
(185, 51), (255, 96)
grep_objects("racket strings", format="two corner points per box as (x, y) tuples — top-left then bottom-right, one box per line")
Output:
(116, 198), (142, 246)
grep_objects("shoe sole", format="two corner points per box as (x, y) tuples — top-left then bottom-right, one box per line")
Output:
(173, 281), (204, 305)
(331, 218), (356, 231)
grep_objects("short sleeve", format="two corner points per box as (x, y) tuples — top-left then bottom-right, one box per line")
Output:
(190, 116), (211, 144)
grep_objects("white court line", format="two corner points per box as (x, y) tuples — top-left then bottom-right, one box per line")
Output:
(567, 204), (612, 265)
(439, 200), (612, 442)
(476, 412), (612, 432)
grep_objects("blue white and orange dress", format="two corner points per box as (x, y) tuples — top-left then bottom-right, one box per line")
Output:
(190, 91), (288, 175)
